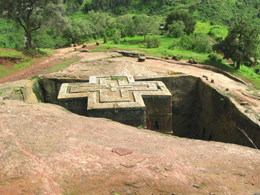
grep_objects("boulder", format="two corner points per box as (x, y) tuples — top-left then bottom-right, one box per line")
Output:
(189, 59), (198, 64)
(172, 55), (181, 61)
(189, 59), (194, 63)
(138, 56), (146, 62)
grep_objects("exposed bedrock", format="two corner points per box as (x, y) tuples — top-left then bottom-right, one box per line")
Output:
(38, 75), (260, 148)
(145, 76), (260, 148)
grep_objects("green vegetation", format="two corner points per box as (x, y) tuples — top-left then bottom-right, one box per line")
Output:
(44, 56), (81, 74)
(0, 86), (20, 96)
(98, 35), (211, 62)
(214, 20), (260, 69)
(111, 76), (125, 80)
(146, 36), (161, 48)
(0, 48), (23, 57)
(1, 0), (260, 90)
(166, 10), (196, 35)
(0, 48), (54, 79)
(0, 0), (66, 49)
(194, 22), (228, 39)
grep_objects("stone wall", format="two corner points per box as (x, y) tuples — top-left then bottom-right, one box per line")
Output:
(38, 75), (260, 148)
(58, 96), (146, 127)
(144, 96), (172, 132)
(144, 76), (260, 148)
(39, 78), (87, 104)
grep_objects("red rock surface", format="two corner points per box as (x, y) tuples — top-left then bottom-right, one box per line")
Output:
(1, 44), (260, 194)
(0, 100), (260, 195)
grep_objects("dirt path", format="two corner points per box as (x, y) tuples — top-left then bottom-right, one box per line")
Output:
(0, 43), (96, 84)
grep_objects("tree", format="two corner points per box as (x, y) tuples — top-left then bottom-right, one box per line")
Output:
(165, 10), (196, 35)
(88, 10), (113, 39)
(133, 15), (159, 41)
(62, 19), (92, 44)
(168, 21), (185, 38)
(0, 0), (66, 49)
(213, 20), (260, 69)
(115, 14), (135, 38)
(146, 36), (161, 48)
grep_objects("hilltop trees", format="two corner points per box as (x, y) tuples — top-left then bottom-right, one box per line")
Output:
(166, 10), (196, 35)
(213, 20), (260, 69)
(0, 0), (67, 49)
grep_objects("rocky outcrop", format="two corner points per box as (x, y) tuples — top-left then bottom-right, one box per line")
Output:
(138, 56), (146, 62)
(145, 76), (260, 148)
(114, 50), (145, 57)
(37, 74), (260, 148)
(0, 79), (42, 103)
(0, 99), (259, 194)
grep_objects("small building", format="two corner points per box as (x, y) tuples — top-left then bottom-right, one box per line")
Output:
(58, 76), (172, 133)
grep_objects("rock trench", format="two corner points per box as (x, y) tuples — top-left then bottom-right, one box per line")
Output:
(35, 73), (260, 149)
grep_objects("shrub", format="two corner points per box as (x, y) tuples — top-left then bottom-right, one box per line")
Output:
(194, 34), (213, 53)
(103, 34), (107, 43)
(178, 34), (213, 53)
(147, 36), (161, 48)
(113, 31), (121, 44)
(254, 65), (260, 74)
(208, 30), (215, 36)
(179, 34), (195, 50)
(168, 21), (185, 38)
(208, 53), (221, 61)
(168, 39), (179, 50)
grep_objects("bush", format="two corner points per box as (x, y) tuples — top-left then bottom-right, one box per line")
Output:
(168, 21), (185, 38)
(103, 33), (107, 43)
(147, 36), (161, 48)
(179, 34), (195, 50)
(168, 39), (179, 50)
(113, 31), (121, 44)
(254, 66), (260, 74)
(208, 53), (221, 61)
(208, 30), (215, 36)
(178, 34), (213, 53)
(194, 34), (213, 53)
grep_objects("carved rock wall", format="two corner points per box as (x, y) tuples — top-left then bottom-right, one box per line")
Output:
(146, 76), (260, 148)
(38, 75), (260, 148)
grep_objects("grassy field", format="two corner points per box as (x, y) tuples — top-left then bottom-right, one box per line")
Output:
(96, 35), (214, 62)
(0, 48), (54, 79)
(94, 34), (260, 89)
(194, 22), (228, 39)
(0, 48), (24, 57)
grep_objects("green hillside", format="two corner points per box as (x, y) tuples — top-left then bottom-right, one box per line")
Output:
(82, 0), (260, 26)
(1, 0), (260, 89)
(1, 0), (260, 49)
